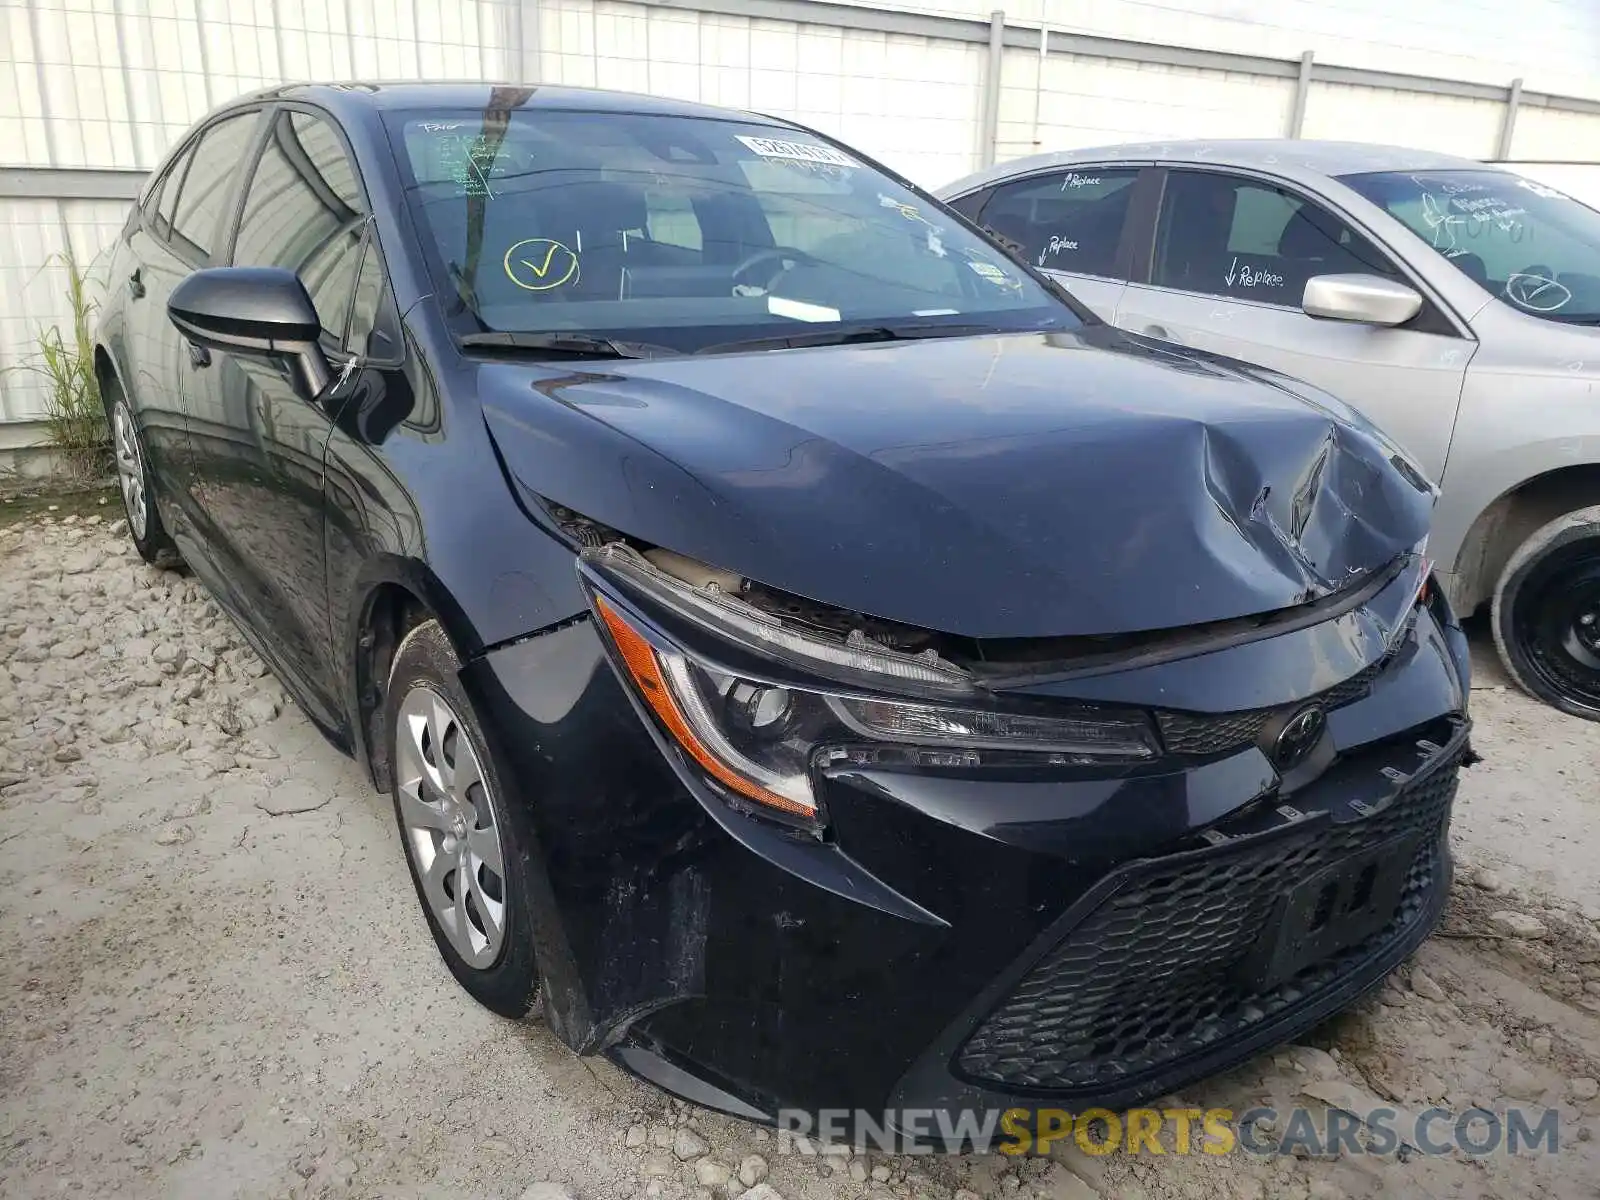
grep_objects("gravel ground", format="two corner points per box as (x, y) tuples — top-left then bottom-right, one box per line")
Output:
(3, 515), (1600, 1200)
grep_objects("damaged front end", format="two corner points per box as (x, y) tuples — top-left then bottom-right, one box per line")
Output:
(459, 328), (1468, 1122)
(465, 502), (1470, 1125)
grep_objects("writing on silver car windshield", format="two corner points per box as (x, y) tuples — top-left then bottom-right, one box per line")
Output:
(1340, 169), (1600, 323)
(391, 107), (1071, 353)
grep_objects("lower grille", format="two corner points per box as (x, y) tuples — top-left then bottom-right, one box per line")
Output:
(956, 744), (1460, 1094)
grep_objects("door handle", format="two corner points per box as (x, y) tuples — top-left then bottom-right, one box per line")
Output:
(1144, 324), (1180, 344)
(187, 342), (211, 369)
(127, 268), (145, 300)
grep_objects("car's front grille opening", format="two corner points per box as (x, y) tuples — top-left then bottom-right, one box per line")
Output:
(1309, 878), (1339, 931)
(1348, 862), (1379, 912)
(955, 740), (1462, 1095)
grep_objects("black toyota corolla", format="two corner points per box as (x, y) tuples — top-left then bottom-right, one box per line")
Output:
(95, 82), (1471, 1128)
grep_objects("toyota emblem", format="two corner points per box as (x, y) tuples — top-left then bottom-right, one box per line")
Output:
(1273, 706), (1326, 770)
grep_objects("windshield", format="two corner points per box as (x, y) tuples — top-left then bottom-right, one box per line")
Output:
(387, 107), (1074, 351)
(1340, 169), (1600, 323)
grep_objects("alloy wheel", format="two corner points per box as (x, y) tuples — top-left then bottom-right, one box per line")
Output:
(112, 400), (148, 540)
(393, 686), (509, 969)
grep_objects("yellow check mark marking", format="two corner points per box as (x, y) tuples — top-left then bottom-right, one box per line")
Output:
(520, 242), (562, 278)
(504, 238), (577, 290)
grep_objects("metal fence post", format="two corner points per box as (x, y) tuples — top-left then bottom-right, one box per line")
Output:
(269, 0), (290, 81)
(1498, 77), (1524, 159)
(25, 0), (60, 166)
(510, 0), (543, 82)
(191, 0), (215, 109)
(978, 9), (1005, 169)
(110, 0), (145, 166)
(1028, 23), (1048, 152)
(1288, 50), (1314, 137)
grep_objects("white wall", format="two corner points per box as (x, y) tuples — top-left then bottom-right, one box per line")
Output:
(9, 1), (1597, 190)
(534, 2), (988, 185)
(1513, 106), (1600, 160)
(0, 196), (130, 443)
(1299, 83), (1508, 160)
(996, 49), (1298, 161)
(4, 0), (1600, 430)
(1, 0), (518, 171)
(849, 0), (1600, 100)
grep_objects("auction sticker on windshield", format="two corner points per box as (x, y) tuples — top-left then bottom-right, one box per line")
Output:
(967, 260), (1019, 288)
(736, 135), (857, 168)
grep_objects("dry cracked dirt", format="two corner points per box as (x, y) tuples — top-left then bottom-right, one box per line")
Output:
(3, 513), (1600, 1200)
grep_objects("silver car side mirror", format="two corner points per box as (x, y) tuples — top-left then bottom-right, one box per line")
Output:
(1302, 274), (1423, 327)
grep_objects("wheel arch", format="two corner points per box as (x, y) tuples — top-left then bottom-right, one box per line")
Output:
(93, 344), (122, 410)
(1447, 462), (1600, 616)
(344, 555), (481, 792)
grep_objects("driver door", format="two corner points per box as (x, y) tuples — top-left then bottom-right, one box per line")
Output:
(181, 108), (368, 729)
(1116, 168), (1473, 481)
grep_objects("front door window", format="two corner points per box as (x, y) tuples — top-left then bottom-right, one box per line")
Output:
(1152, 170), (1397, 307)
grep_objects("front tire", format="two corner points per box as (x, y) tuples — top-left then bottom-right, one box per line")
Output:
(1492, 504), (1600, 720)
(108, 382), (181, 568)
(385, 619), (542, 1017)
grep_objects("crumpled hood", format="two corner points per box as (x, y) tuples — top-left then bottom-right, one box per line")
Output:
(481, 325), (1433, 639)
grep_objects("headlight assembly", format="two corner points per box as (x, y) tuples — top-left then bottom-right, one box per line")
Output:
(829, 695), (1158, 757)
(595, 595), (827, 819)
(584, 545), (1158, 828)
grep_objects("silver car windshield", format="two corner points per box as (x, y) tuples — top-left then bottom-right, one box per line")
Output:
(1340, 169), (1600, 323)
(389, 108), (1068, 349)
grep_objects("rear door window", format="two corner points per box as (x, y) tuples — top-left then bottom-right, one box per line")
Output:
(976, 168), (1139, 277)
(167, 111), (263, 261)
(1151, 170), (1397, 306)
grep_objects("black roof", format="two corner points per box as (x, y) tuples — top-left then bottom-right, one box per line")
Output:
(237, 80), (788, 126)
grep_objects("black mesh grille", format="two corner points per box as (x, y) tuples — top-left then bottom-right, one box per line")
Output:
(956, 749), (1460, 1095)
(1155, 708), (1272, 755)
(1155, 656), (1390, 756)
(1321, 656), (1392, 708)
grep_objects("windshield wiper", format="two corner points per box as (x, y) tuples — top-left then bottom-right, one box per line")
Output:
(697, 322), (1003, 355)
(459, 331), (680, 359)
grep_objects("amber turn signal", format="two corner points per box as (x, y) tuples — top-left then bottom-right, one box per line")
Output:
(594, 596), (816, 819)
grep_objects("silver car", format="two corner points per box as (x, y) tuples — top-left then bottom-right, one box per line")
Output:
(939, 140), (1600, 721)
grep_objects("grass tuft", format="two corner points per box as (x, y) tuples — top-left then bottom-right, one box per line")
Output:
(7, 250), (110, 480)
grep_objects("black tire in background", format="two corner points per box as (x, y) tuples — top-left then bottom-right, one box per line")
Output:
(384, 619), (542, 1017)
(106, 378), (182, 568)
(1492, 504), (1600, 721)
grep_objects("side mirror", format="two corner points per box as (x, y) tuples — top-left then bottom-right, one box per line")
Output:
(1301, 273), (1423, 327)
(168, 267), (332, 398)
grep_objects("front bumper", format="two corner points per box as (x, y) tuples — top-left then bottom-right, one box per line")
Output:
(895, 715), (1464, 1118)
(465, 581), (1471, 1123)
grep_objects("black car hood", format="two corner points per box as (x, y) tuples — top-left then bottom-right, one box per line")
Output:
(480, 326), (1432, 640)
